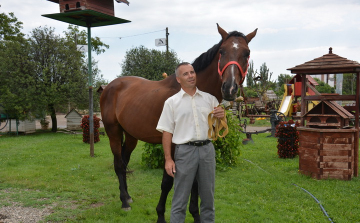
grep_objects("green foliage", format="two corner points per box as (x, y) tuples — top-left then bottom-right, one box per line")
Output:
(141, 143), (164, 169)
(243, 87), (258, 98)
(0, 11), (24, 41)
(63, 25), (109, 55)
(275, 74), (293, 96)
(245, 60), (254, 87)
(120, 45), (180, 80)
(213, 111), (242, 169)
(342, 73), (356, 95)
(313, 78), (335, 93)
(0, 14), (108, 126)
(0, 38), (36, 120)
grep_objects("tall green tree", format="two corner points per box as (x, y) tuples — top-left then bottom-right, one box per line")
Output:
(246, 60), (254, 87)
(28, 26), (87, 131)
(276, 74), (293, 96)
(0, 10), (30, 120)
(120, 46), (180, 80)
(0, 10), (24, 41)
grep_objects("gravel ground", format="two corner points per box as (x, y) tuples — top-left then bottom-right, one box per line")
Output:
(0, 205), (53, 223)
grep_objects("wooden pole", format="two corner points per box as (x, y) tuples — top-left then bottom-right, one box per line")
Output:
(300, 74), (306, 126)
(166, 27), (169, 53)
(354, 72), (359, 176)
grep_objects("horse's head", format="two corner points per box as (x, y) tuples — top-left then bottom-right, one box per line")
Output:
(217, 24), (257, 101)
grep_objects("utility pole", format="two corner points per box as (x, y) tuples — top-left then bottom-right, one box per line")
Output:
(166, 27), (169, 53)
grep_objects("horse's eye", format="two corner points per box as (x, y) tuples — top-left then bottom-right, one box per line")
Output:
(219, 49), (224, 55)
(244, 51), (250, 58)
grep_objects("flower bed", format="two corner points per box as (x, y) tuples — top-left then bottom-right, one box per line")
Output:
(275, 120), (299, 158)
(80, 115), (101, 143)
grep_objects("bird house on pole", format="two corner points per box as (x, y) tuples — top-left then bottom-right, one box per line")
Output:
(42, 0), (130, 157)
(47, 0), (116, 16)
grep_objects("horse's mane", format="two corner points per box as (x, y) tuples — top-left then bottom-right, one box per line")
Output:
(192, 31), (247, 73)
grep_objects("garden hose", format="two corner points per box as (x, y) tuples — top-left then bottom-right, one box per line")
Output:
(243, 158), (334, 223)
(207, 105), (228, 140)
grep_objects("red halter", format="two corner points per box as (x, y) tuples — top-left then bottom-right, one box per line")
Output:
(217, 54), (250, 83)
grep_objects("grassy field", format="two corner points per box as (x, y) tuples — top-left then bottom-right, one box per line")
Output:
(0, 129), (359, 222)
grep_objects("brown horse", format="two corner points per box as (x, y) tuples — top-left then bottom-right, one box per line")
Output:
(100, 24), (257, 222)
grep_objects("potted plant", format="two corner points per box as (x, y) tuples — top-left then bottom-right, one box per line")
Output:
(40, 118), (50, 130)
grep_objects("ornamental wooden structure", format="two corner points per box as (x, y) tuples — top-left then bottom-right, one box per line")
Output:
(287, 47), (360, 180)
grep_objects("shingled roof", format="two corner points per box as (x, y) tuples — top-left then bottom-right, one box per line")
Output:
(287, 47), (360, 74)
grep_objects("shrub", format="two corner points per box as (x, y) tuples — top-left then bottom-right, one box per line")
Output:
(80, 115), (101, 143)
(142, 111), (242, 169)
(275, 120), (299, 158)
(213, 110), (242, 169)
(141, 143), (164, 169)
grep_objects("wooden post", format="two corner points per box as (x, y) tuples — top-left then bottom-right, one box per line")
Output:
(354, 72), (359, 176)
(300, 74), (306, 126)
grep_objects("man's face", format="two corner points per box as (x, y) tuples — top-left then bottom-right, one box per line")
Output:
(176, 64), (196, 89)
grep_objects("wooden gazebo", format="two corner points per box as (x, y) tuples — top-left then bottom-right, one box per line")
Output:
(287, 47), (360, 179)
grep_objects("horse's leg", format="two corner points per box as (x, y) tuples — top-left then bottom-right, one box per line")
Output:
(121, 132), (138, 204)
(106, 124), (132, 210)
(156, 168), (174, 223)
(189, 179), (200, 223)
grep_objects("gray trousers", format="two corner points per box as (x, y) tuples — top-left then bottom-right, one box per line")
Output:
(170, 143), (215, 223)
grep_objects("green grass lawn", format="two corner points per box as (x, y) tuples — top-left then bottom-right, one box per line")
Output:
(0, 130), (359, 222)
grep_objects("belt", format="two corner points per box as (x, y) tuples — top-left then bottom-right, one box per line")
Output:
(183, 140), (211, 146)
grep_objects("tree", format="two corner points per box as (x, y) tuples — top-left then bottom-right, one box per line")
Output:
(63, 25), (109, 55)
(27, 26), (88, 131)
(313, 78), (335, 93)
(120, 46), (180, 80)
(0, 38), (36, 120)
(245, 62), (274, 100)
(0, 10), (24, 41)
(245, 60), (254, 87)
(342, 73), (356, 95)
(276, 74), (293, 96)
(0, 11), (32, 120)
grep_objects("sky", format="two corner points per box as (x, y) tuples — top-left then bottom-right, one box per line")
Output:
(1, 0), (360, 84)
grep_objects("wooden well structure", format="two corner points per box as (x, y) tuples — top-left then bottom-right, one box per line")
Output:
(287, 47), (360, 180)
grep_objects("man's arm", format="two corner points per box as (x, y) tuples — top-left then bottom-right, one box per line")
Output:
(163, 131), (176, 177)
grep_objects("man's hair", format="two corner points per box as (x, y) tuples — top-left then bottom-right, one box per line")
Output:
(175, 62), (191, 77)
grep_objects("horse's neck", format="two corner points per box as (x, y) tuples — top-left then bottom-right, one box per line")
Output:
(196, 61), (223, 103)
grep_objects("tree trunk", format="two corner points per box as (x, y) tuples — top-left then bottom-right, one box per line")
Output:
(49, 104), (57, 132)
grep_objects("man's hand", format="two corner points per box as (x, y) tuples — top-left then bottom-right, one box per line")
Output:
(165, 159), (176, 178)
(212, 106), (225, 119)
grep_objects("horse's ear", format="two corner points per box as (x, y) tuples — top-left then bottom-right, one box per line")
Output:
(217, 23), (228, 41)
(246, 28), (258, 43)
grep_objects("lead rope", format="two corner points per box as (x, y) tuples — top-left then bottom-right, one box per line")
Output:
(207, 105), (229, 140)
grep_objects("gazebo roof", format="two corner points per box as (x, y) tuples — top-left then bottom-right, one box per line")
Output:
(287, 47), (360, 74)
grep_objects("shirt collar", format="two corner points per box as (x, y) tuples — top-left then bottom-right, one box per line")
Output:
(179, 87), (203, 97)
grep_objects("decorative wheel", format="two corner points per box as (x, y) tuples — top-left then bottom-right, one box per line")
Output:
(274, 111), (286, 122)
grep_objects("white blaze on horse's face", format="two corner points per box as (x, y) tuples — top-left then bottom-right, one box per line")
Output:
(232, 42), (239, 50)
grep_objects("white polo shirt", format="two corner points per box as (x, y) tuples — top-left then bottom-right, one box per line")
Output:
(156, 88), (219, 144)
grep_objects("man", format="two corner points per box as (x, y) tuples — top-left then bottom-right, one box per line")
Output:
(156, 62), (225, 223)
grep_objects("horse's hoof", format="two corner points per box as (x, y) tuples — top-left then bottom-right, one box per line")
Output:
(127, 198), (133, 203)
(122, 206), (131, 211)
(156, 218), (166, 223)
